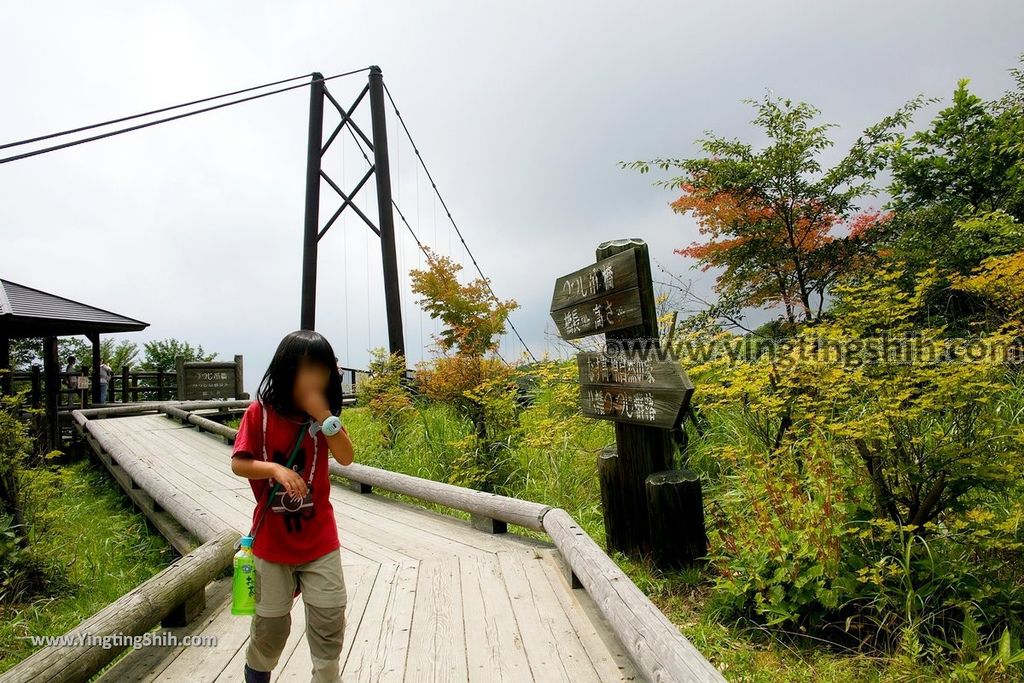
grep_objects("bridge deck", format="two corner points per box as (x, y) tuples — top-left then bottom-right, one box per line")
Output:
(88, 414), (643, 682)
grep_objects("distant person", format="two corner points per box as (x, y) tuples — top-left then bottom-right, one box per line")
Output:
(64, 355), (77, 388)
(99, 362), (113, 404)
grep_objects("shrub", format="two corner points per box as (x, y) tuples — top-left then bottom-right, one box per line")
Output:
(355, 348), (414, 448)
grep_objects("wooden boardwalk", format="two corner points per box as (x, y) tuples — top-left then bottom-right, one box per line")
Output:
(85, 413), (645, 682)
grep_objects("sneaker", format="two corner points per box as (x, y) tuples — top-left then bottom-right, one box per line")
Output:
(244, 663), (271, 683)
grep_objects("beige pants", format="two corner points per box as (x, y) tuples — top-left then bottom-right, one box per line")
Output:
(245, 547), (347, 683)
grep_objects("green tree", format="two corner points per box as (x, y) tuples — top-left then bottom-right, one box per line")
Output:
(622, 93), (923, 324)
(139, 338), (216, 371)
(884, 72), (1024, 282)
(8, 336), (140, 373)
(102, 337), (142, 373)
(409, 245), (520, 490)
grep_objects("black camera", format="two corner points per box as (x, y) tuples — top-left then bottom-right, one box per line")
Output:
(270, 485), (314, 514)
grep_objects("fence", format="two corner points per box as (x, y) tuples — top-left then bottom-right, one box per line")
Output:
(6, 365), (417, 410)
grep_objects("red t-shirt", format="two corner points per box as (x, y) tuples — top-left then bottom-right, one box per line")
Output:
(231, 400), (340, 564)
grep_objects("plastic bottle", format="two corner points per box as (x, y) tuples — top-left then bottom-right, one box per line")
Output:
(232, 535), (256, 615)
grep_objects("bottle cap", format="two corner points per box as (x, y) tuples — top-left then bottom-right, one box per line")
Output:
(240, 535), (254, 548)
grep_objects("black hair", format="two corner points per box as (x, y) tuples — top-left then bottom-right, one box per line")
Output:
(256, 330), (344, 421)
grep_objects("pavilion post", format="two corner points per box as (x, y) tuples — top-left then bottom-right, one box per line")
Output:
(87, 332), (101, 405)
(43, 335), (59, 452)
(0, 335), (10, 396)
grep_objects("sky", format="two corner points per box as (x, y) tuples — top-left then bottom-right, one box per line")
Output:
(2, 1), (1022, 396)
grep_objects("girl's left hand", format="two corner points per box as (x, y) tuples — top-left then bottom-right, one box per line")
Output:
(298, 387), (330, 420)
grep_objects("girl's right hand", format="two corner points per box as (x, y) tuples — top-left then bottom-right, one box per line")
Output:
(273, 464), (308, 499)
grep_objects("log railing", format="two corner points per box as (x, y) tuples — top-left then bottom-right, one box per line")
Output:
(64, 397), (724, 679)
(0, 530), (238, 683)
(6, 365), (416, 410)
(0, 403), (724, 679)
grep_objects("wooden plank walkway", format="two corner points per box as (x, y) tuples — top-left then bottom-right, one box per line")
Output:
(88, 414), (645, 682)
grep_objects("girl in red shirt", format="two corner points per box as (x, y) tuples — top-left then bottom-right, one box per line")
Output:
(231, 329), (355, 683)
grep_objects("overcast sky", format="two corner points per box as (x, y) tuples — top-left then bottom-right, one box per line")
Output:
(2, 2), (1022, 395)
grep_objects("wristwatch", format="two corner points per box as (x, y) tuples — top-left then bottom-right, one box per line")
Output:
(321, 415), (343, 437)
(309, 414), (343, 437)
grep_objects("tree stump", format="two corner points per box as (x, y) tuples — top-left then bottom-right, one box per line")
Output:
(645, 468), (708, 570)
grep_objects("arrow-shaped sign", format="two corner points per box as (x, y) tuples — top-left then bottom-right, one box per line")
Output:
(550, 250), (642, 340)
(576, 350), (694, 429)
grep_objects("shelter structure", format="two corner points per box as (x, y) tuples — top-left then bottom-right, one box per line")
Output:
(0, 278), (148, 450)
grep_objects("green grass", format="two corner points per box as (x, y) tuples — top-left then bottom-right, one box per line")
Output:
(0, 459), (176, 675)
(0, 399), (978, 680)
(230, 392), (1021, 680)
(332, 396), (972, 682)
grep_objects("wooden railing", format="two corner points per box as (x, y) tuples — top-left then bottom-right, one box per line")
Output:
(7, 366), (179, 408)
(40, 400), (725, 683)
(5, 365), (418, 410)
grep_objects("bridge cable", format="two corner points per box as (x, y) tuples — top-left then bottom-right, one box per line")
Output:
(0, 67), (373, 164)
(336, 116), (511, 365)
(381, 82), (539, 363)
(0, 72), (315, 151)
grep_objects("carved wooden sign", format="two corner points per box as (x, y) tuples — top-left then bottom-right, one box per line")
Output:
(549, 250), (642, 340)
(576, 350), (694, 429)
(175, 354), (247, 400)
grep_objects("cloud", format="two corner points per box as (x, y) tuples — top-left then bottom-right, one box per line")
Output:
(2, 1), (1022, 393)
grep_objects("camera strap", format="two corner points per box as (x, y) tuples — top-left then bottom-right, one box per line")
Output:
(246, 406), (311, 545)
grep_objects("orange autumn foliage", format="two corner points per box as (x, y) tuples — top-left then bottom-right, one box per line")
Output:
(671, 178), (892, 320)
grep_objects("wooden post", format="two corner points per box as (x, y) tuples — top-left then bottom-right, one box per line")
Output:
(234, 354), (245, 399)
(160, 587), (206, 627)
(87, 332), (101, 405)
(596, 239), (672, 558)
(175, 355), (185, 400)
(646, 469), (709, 569)
(0, 335), (10, 397)
(120, 364), (130, 403)
(549, 238), (706, 568)
(43, 336), (59, 452)
(30, 364), (41, 408)
(597, 446), (626, 551)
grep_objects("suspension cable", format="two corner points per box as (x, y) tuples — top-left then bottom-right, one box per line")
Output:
(1, 72), (315, 151)
(381, 82), (539, 363)
(338, 113), (510, 366)
(0, 68), (372, 164)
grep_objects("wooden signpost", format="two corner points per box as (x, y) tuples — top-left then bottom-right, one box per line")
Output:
(550, 238), (708, 569)
(549, 249), (643, 340)
(175, 355), (248, 401)
(577, 350), (694, 429)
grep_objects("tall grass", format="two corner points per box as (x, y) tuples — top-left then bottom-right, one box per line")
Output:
(0, 461), (174, 674)
(334, 367), (1020, 681)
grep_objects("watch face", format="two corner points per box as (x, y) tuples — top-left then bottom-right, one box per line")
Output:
(322, 416), (342, 435)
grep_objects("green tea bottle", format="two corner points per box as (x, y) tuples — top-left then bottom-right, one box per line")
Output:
(232, 535), (256, 615)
